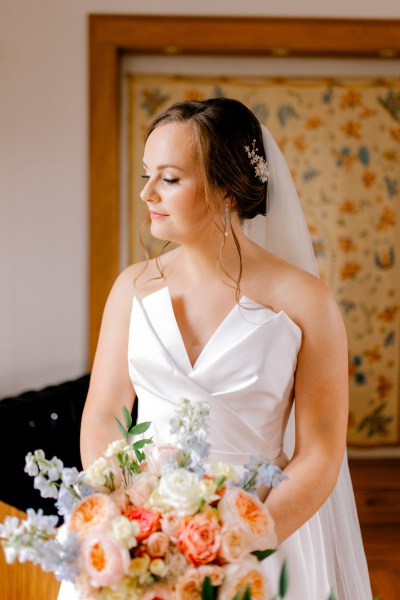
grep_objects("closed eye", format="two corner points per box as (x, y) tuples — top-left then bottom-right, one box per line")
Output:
(163, 177), (179, 184)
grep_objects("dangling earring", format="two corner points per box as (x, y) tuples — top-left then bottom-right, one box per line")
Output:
(223, 200), (231, 237)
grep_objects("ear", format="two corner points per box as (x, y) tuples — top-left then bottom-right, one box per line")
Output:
(224, 192), (237, 209)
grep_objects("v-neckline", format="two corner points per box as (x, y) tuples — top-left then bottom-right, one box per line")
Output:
(166, 287), (242, 370)
(137, 286), (302, 373)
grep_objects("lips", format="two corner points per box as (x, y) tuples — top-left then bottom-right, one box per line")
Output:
(149, 210), (168, 218)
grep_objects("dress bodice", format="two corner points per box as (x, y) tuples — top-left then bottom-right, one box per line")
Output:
(128, 287), (302, 466)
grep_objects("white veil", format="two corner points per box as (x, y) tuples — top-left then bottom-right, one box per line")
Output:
(244, 126), (372, 600)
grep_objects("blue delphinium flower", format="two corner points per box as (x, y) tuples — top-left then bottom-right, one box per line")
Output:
(170, 398), (211, 472)
(240, 454), (288, 493)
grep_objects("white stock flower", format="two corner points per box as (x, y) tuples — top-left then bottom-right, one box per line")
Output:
(149, 558), (169, 577)
(111, 515), (139, 549)
(83, 457), (116, 487)
(211, 462), (241, 483)
(103, 439), (130, 458)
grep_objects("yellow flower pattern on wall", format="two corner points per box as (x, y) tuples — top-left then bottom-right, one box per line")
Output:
(128, 74), (400, 447)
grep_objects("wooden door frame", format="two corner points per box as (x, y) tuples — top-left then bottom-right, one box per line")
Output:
(89, 15), (400, 361)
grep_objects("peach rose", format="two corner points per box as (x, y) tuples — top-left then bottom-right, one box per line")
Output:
(81, 533), (130, 589)
(161, 513), (183, 543)
(125, 472), (158, 507)
(175, 568), (202, 600)
(178, 512), (221, 566)
(218, 557), (268, 600)
(141, 582), (175, 600)
(146, 531), (170, 558)
(124, 506), (161, 541)
(218, 488), (277, 551)
(218, 524), (252, 563)
(67, 494), (119, 541)
(144, 444), (183, 476)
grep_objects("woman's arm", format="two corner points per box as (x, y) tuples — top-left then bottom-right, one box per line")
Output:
(265, 280), (349, 544)
(80, 267), (138, 469)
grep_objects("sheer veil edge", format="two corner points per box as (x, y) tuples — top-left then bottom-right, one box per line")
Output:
(244, 125), (372, 600)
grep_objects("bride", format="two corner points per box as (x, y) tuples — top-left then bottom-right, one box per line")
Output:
(60, 98), (371, 599)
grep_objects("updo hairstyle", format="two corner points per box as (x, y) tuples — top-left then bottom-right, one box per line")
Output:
(146, 97), (268, 222)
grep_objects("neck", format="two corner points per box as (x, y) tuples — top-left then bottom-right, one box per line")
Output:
(172, 217), (248, 287)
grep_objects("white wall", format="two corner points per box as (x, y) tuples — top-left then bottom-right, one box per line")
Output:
(1, 0), (400, 398)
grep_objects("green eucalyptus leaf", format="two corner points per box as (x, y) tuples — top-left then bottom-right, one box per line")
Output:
(129, 421), (152, 436)
(133, 438), (152, 449)
(134, 447), (145, 462)
(122, 405), (132, 429)
(252, 548), (276, 561)
(114, 417), (129, 441)
(242, 587), (252, 600)
(215, 475), (226, 490)
(279, 560), (288, 598)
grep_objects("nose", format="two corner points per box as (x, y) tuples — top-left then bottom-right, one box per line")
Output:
(140, 178), (160, 204)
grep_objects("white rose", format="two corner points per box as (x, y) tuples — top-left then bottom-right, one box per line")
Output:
(147, 469), (201, 516)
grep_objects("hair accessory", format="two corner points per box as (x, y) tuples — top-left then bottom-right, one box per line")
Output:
(223, 200), (231, 237)
(244, 140), (269, 183)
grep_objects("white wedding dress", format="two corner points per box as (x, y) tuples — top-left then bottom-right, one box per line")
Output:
(128, 287), (331, 600)
(59, 285), (371, 599)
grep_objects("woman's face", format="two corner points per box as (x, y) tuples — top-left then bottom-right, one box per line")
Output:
(140, 122), (218, 245)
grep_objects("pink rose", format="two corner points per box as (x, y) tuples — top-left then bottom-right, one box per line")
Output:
(218, 557), (268, 600)
(125, 472), (158, 507)
(161, 513), (183, 543)
(178, 512), (221, 566)
(144, 444), (183, 476)
(141, 582), (175, 600)
(218, 487), (277, 551)
(218, 524), (251, 563)
(81, 533), (130, 589)
(146, 531), (170, 558)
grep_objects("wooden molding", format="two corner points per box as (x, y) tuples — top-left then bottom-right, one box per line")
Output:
(89, 15), (400, 363)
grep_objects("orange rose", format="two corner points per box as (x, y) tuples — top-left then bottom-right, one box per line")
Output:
(124, 506), (161, 541)
(178, 512), (221, 566)
(218, 488), (277, 551)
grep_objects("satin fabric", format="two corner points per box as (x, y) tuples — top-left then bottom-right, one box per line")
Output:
(58, 286), (331, 599)
(129, 287), (331, 599)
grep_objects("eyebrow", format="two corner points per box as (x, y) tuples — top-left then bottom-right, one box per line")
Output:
(142, 162), (185, 172)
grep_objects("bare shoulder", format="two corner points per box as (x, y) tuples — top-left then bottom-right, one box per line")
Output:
(248, 250), (346, 342)
(108, 248), (180, 306)
(276, 260), (346, 344)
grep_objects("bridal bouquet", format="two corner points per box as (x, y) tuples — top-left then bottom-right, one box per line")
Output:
(0, 399), (289, 600)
